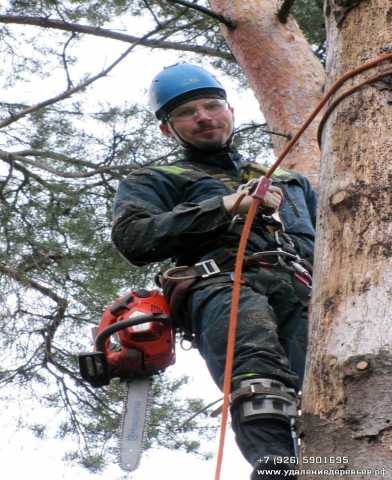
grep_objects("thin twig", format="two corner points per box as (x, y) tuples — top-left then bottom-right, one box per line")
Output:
(61, 32), (77, 89)
(143, 0), (162, 27)
(180, 397), (222, 428)
(166, 0), (236, 29)
(234, 123), (291, 139)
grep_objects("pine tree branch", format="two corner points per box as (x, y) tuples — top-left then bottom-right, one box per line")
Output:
(0, 263), (67, 308)
(0, 262), (68, 363)
(0, 152), (53, 188)
(1, 149), (178, 178)
(0, 39), (139, 129)
(165, 0), (236, 29)
(48, 356), (120, 416)
(277, 0), (296, 23)
(0, 150), (102, 178)
(0, 14), (233, 60)
(0, 354), (42, 386)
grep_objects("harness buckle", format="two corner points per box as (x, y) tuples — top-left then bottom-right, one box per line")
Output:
(194, 259), (221, 278)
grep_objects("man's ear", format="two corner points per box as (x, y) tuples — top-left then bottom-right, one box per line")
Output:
(160, 122), (174, 138)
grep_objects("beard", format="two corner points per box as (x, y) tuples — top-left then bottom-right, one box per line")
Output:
(189, 121), (231, 151)
(168, 116), (234, 151)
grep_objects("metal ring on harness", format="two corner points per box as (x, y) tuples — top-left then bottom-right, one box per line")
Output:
(163, 265), (197, 281)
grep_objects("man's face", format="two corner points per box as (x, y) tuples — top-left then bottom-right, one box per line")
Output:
(160, 97), (234, 150)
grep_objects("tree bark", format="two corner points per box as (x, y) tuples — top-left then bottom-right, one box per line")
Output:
(301, 1), (392, 477)
(208, 0), (325, 184)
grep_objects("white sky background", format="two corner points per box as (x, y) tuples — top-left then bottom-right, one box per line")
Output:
(0, 8), (268, 480)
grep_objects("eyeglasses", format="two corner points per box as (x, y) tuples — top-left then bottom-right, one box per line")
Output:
(169, 99), (229, 122)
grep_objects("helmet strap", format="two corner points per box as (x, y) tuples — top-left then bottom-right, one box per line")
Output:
(167, 120), (190, 148)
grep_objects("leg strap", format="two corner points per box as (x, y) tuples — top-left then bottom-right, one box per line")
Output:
(231, 377), (298, 424)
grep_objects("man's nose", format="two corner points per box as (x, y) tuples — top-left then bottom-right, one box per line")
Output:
(194, 107), (213, 121)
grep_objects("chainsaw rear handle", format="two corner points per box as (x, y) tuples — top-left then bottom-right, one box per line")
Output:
(95, 313), (168, 352)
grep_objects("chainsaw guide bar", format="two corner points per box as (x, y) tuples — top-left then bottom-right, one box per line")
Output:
(120, 377), (153, 472)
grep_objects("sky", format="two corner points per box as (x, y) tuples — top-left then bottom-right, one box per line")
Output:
(0, 8), (266, 480)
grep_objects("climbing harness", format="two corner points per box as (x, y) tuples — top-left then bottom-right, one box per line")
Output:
(214, 52), (392, 480)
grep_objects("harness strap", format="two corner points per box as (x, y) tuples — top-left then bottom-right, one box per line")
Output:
(162, 249), (312, 284)
(231, 384), (297, 406)
(163, 259), (221, 281)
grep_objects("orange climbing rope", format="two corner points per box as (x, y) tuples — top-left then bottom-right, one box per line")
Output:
(214, 51), (392, 480)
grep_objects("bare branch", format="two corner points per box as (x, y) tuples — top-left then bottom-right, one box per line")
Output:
(143, 0), (163, 27)
(234, 123), (291, 139)
(61, 32), (77, 89)
(166, 0), (236, 29)
(0, 14), (233, 60)
(277, 0), (296, 23)
(43, 304), (67, 362)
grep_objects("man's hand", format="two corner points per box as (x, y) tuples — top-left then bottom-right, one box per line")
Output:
(223, 185), (283, 215)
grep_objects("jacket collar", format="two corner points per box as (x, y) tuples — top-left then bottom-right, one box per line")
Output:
(183, 145), (244, 173)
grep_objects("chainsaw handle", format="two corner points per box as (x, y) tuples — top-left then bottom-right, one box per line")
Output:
(95, 314), (168, 352)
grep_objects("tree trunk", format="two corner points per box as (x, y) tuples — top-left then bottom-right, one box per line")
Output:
(301, 1), (392, 477)
(209, 0), (325, 184)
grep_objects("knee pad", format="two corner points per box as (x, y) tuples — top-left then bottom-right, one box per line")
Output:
(231, 377), (298, 424)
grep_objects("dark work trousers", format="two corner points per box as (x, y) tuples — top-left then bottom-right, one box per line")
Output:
(189, 267), (310, 466)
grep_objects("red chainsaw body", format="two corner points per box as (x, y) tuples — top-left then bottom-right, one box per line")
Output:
(97, 290), (175, 379)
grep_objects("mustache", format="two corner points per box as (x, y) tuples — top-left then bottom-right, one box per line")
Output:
(192, 121), (223, 134)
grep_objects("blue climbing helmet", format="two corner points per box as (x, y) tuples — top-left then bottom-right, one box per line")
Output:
(149, 63), (227, 121)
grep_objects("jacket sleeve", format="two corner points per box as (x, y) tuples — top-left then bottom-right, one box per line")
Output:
(303, 176), (317, 228)
(111, 168), (232, 265)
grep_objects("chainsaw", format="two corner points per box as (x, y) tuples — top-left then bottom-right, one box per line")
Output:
(78, 289), (176, 471)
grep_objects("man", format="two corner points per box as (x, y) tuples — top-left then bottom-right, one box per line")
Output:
(112, 64), (316, 479)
